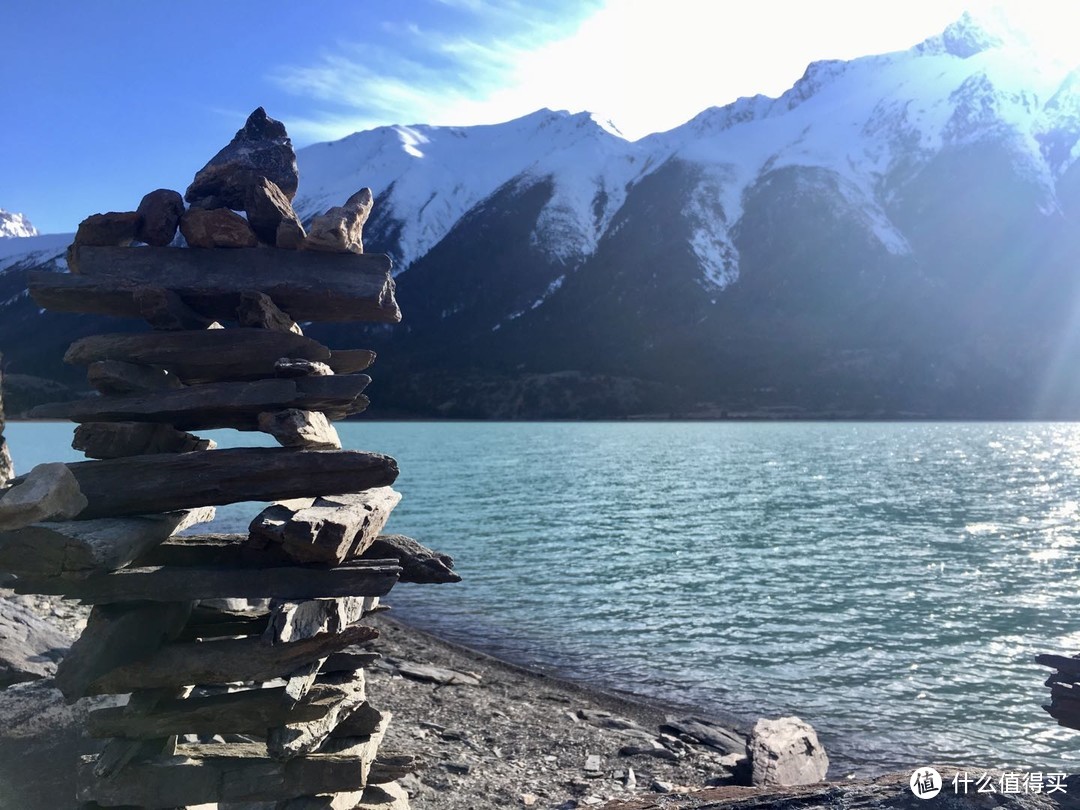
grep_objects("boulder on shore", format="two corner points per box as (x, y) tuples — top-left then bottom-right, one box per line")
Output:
(747, 716), (828, 787)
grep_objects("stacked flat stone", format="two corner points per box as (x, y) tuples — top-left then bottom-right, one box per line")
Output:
(0, 109), (460, 809)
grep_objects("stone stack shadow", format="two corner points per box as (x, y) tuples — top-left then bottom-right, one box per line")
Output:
(0, 109), (459, 809)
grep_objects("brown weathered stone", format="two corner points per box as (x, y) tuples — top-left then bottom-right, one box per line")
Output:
(134, 189), (184, 246)
(73, 212), (142, 248)
(180, 208), (258, 248)
(237, 291), (301, 333)
(259, 409), (341, 449)
(246, 176), (305, 246)
(304, 188), (374, 254)
(186, 107), (298, 209)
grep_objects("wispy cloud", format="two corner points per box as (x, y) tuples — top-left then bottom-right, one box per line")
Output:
(269, 1), (599, 142)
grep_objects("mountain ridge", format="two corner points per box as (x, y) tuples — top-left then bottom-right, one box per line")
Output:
(5, 13), (1080, 418)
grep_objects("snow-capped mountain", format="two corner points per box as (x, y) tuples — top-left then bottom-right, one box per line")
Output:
(0, 210), (38, 239)
(6, 12), (1080, 418)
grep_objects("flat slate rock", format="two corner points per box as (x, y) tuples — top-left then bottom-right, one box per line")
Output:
(0, 598), (73, 686)
(30, 375), (371, 431)
(659, 717), (748, 757)
(385, 659), (480, 687)
(250, 488), (400, 564)
(364, 534), (460, 584)
(63, 328), (332, 385)
(85, 623), (379, 695)
(77, 744), (374, 806)
(30, 245), (399, 324)
(16, 559), (400, 603)
(0, 508), (214, 577)
(1, 448), (398, 520)
(87, 680), (363, 741)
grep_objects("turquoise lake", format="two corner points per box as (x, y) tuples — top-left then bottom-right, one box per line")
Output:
(9, 420), (1080, 774)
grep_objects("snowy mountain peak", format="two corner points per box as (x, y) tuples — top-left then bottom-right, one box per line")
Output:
(916, 10), (1028, 59)
(0, 210), (38, 239)
(294, 107), (635, 270)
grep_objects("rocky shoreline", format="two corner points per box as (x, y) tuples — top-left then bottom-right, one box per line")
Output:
(2, 592), (1079, 809)
(0, 587), (822, 809)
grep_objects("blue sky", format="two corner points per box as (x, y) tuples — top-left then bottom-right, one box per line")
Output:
(3, 0), (1067, 234)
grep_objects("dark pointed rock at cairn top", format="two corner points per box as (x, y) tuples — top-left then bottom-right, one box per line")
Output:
(135, 189), (184, 246)
(185, 107), (299, 210)
(305, 188), (374, 254)
(180, 208), (258, 248)
(246, 176), (305, 247)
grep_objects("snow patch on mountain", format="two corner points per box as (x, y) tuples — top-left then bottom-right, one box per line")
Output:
(682, 168), (740, 291)
(295, 109), (643, 272)
(286, 12), (1080, 302)
(0, 210), (39, 239)
(0, 233), (70, 272)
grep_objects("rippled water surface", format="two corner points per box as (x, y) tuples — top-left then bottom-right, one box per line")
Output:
(10, 421), (1080, 772)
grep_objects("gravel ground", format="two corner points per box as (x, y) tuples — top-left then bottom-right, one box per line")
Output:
(367, 615), (750, 809)
(1, 591), (752, 809)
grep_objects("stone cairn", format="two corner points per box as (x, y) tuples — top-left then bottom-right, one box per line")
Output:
(0, 108), (460, 808)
